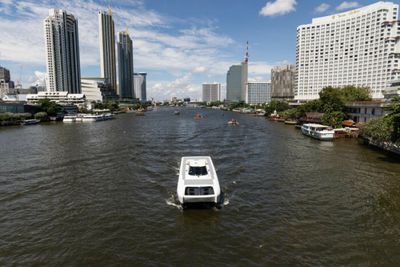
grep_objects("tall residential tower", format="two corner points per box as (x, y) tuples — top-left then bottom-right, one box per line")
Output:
(296, 2), (400, 100)
(117, 30), (134, 98)
(98, 8), (117, 93)
(44, 9), (81, 93)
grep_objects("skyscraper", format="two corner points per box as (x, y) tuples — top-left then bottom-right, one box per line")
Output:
(226, 43), (248, 102)
(226, 61), (248, 102)
(133, 72), (147, 102)
(296, 2), (400, 100)
(44, 9), (81, 93)
(98, 8), (117, 92)
(202, 83), (221, 102)
(117, 31), (134, 98)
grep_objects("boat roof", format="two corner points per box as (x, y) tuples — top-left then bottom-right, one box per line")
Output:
(303, 123), (329, 128)
(180, 156), (217, 186)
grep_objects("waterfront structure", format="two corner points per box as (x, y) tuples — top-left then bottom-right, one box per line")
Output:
(296, 2), (400, 100)
(26, 91), (85, 106)
(81, 77), (118, 103)
(346, 100), (389, 123)
(202, 83), (221, 102)
(44, 9), (81, 93)
(117, 30), (134, 98)
(98, 8), (117, 93)
(246, 82), (271, 105)
(133, 73), (147, 102)
(226, 62), (248, 102)
(271, 65), (295, 100)
(0, 66), (15, 98)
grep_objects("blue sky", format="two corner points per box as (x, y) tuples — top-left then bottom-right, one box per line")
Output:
(0, 0), (384, 100)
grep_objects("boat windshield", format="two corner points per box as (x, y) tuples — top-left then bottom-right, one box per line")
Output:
(189, 166), (208, 176)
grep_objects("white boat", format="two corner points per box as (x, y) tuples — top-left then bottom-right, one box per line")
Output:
(22, 119), (40, 125)
(227, 119), (239, 125)
(63, 115), (77, 123)
(177, 156), (222, 208)
(103, 113), (115, 120)
(301, 123), (335, 141)
(81, 114), (104, 122)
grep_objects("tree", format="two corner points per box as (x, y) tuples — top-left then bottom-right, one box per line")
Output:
(34, 112), (48, 121)
(264, 100), (290, 115)
(319, 86), (345, 113)
(386, 96), (400, 143)
(39, 98), (61, 116)
(341, 86), (371, 102)
(321, 111), (346, 128)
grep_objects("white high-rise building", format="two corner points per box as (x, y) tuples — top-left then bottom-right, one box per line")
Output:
(202, 83), (221, 102)
(98, 9), (117, 93)
(133, 73), (147, 102)
(246, 82), (271, 105)
(44, 9), (81, 93)
(296, 1), (400, 100)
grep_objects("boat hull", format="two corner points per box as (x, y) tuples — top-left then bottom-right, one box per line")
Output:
(301, 126), (335, 141)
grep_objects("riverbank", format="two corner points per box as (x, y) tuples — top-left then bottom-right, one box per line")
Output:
(359, 135), (400, 156)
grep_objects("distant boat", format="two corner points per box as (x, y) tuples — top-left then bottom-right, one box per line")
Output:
(174, 110), (180, 115)
(227, 118), (239, 125)
(301, 123), (335, 141)
(63, 115), (77, 123)
(81, 114), (104, 122)
(22, 119), (40, 125)
(284, 120), (297, 125)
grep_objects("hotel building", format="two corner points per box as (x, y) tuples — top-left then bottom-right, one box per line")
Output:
(98, 9), (117, 93)
(202, 83), (221, 102)
(44, 9), (81, 93)
(246, 82), (271, 105)
(296, 1), (400, 100)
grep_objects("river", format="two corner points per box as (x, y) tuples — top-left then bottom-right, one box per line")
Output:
(0, 107), (399, 266)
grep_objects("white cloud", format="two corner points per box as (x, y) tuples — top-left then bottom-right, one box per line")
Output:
(259, 0), (297, 17)
(336, 1), (360, 11)
(149, 72), (202, 101)
(28, 71), (46, 86)
(315, 3), (330, 13)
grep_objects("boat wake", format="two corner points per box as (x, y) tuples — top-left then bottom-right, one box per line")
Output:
(165, 194), (183, 210)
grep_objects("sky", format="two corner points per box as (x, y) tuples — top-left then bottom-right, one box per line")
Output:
(0, 0), (386, 100)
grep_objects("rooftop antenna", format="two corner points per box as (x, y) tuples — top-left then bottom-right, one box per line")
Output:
(125, 26), (129, 34)
(245, 41), (249, 63)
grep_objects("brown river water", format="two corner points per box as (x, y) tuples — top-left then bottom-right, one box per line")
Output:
(0, 107), (399, 266)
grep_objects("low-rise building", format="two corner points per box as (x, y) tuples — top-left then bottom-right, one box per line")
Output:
(81, 77), (118, 103)
(346, 101), (389, 123)
(26, 91), (86, 107)
(245, 82), (271, 105)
